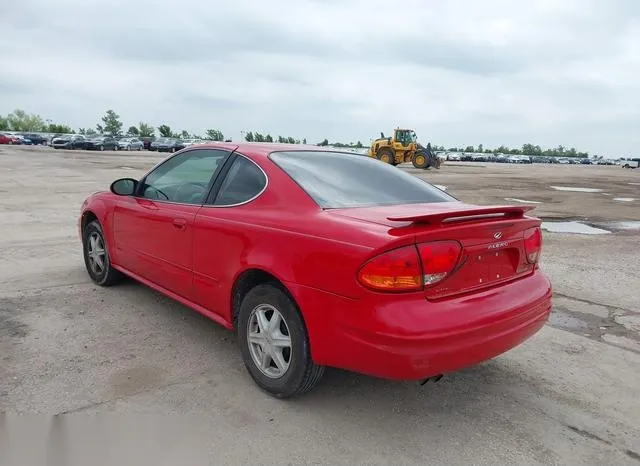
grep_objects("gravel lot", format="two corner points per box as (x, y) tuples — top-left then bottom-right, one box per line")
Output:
(1, 145), (639, 465)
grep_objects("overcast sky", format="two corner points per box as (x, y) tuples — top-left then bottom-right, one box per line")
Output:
(1, 0), (639, 155)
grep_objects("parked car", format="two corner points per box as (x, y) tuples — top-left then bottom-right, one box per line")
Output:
(140, 137), (154, 150)
(3, 133), (23, 144)
(181, 138), (203, 148)
(622, 158), (639, 169)
(78, 143), (552, 398)
(21, 133), (48, 145)
(118, 137), (144, 151)
(149, 137), (169, 151)
(52, 135), (88, 150)
(0, 133), (13, 144)
(157, 138), (186, 152)
(86, 135), (118, 151)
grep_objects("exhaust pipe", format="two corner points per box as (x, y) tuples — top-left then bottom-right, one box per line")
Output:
(419, 374), (443, 386)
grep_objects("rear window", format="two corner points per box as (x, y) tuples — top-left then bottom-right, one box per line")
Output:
(269, 150), (455, 208)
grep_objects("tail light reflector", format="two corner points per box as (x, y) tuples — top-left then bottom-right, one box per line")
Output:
(523, 227), (542, 263)
(357, 241), (462, 292)
(417, 240), (462, 286)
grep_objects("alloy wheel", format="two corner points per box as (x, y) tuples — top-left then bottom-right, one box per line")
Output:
(86, 231), (106, 276)
(247, 304), (292, 378)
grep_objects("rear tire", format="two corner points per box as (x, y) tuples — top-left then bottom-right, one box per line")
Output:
(82, 220), (124, 286)
(237, 284), (324, 398)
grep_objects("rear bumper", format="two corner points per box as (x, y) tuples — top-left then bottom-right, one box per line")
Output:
(287, 269), (552, 380)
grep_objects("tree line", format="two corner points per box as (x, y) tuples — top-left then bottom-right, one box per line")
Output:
(1, 108), (593, 157)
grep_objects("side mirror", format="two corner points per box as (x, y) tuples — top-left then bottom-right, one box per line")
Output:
(110, 178), (138, 196)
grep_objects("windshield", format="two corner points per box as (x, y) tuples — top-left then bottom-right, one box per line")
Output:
(269, 150), (455, 208)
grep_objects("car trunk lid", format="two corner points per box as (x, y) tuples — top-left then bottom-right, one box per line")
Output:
(329, 202), (541, 299)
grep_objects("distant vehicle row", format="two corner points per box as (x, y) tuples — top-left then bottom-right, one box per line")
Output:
(0, 131), (214, 152)
(443, 152), (621, 165)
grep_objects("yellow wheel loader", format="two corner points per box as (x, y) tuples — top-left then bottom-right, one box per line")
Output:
(367, 128), (441, 169)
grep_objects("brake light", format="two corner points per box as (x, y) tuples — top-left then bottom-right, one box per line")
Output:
(523, 227), (542, 263)
(357, 241), (462, 292)
(357, 245), (422, 292)
(417, 240), (462, 286)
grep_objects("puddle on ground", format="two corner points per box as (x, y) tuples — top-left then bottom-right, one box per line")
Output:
(613, 197), (636, 202)
(550, 186), (603, 193)
(629, 182), (640, 186)
(548, 310), (590, 330)
(504, 197), (542, 204)
(119, 166), (135, 170)
(434, 185), (447, 191)
(541, 221), (611, 235)
(611, 221), (640, 230)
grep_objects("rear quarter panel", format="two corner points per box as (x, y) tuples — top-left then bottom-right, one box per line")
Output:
(191, 202), (395, 322)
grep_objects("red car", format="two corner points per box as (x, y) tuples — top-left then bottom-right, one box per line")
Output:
(0, 133), (15, 144)
(79, 143), (552, 398)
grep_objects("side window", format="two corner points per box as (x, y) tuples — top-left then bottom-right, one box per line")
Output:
(140, 149), (229, 204)
(213, 155), (267, 206)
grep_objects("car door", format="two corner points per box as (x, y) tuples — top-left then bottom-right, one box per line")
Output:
(112, 148), (233, 299)
(191, 153), (268, 317)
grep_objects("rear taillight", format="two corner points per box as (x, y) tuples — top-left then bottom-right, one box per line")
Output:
(357, 245), (423, 292)
(357, 241), (462, 292)
(417, 240), (462, 286)
(523, 227), (542, 263)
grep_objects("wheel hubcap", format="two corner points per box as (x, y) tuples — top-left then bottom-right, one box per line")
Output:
(247, 304), (292, 378)
(87, 232), (106, 275)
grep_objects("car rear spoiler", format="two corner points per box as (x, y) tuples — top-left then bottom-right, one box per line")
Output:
(387, 205), (536, 225)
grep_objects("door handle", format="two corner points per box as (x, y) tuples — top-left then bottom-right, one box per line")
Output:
(172, 218), (187, 230)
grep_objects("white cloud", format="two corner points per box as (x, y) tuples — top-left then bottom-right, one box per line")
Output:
(1, 0), (638, 155)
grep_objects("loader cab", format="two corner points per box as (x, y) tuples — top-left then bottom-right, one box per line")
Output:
(394, 129), (417, 146)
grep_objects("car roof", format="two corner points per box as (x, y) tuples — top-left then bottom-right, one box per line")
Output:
(194, 142), (347, 158)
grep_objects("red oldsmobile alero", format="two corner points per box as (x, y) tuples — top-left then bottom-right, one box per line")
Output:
(78, 143), (552, 398)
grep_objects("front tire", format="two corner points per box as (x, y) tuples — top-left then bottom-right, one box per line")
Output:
(377, 147), (396, 165)
(237, 284), (324, 398)
(412, 152), (429, 169)
(82, 220), (123, 286)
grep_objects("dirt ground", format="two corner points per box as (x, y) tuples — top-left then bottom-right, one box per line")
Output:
(1, 145), (639, 465)
(407, 161), (640, 221)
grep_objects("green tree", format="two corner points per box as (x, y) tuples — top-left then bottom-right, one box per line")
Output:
(477, 144), (483, 153)
(254, 132), (265, 142)
(78, 128), (87, 135)
(127, 126), (139, 136)
(245, 131), (254, 142)
(303, 138), (307, 144)
(7, 109), (46, 131)
(265, 134), (273, 143)
(47, 123), (73, 133)
(318, 138), (329, 146)
(100, 109), (123, 136)
(464, 145), (475, 152)
(205, 129), (224, 141)
(138, 122), (155, 137)
(158, 124), (172, 137)
(0, 116), (8, 130)
(180, 130), (190, 139)
(86, 128), (97, 136)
